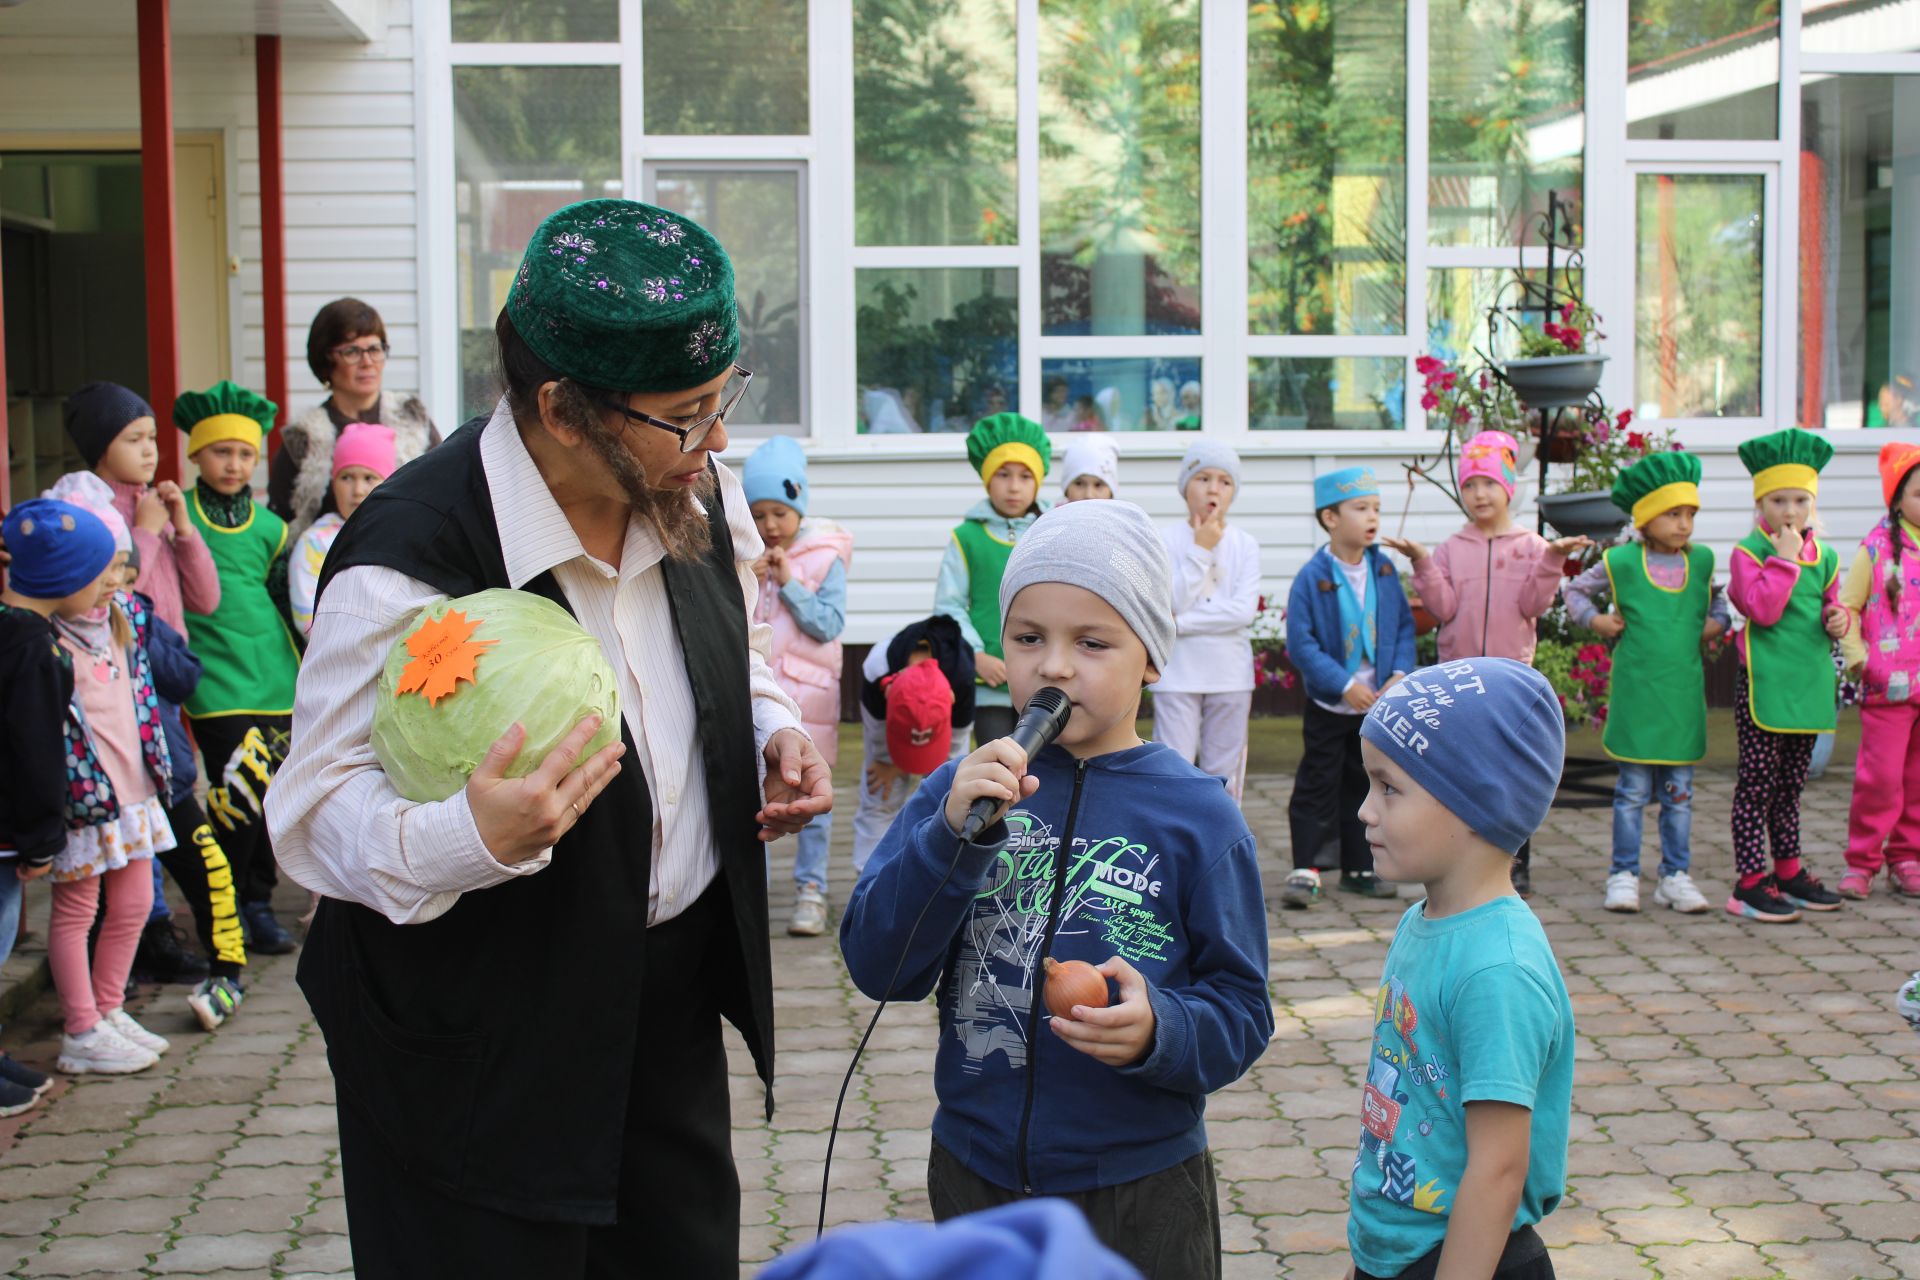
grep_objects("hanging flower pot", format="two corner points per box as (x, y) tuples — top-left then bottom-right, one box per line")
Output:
(1539, 490), (1629, 541)
(1503, 354), (1609, 409)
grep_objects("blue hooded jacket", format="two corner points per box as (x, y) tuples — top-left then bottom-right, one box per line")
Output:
(1285, 544), (1418, 706)
(841, 741), (1272, 1195)
(138, 594), (202, 807)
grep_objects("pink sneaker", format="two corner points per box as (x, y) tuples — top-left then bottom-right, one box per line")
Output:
(1837, 870), (1873, 900)
(1890, 861), (1920, 898)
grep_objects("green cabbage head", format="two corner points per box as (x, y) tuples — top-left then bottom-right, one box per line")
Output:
(372, 589), (620, 802)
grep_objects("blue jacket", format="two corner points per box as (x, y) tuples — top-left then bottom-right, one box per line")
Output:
(1285, 545), (1418, 705)
(841, 742), (1272, 1195)
(140, 597), (203, 806)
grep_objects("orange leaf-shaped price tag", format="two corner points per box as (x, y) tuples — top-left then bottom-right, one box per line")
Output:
(396, 608), (498, 706)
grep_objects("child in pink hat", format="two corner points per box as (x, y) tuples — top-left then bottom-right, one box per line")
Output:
(1380, 429), (1589, 894)
(289, 423), (396, 633)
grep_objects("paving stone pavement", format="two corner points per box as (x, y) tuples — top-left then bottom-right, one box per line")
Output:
(1, 765), (1916, 1278)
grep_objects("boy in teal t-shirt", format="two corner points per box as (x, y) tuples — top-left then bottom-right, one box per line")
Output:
(1347, 658), (1576, 1280)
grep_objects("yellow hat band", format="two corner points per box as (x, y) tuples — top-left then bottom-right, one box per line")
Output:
(1752, 462), (1818, 501)
(980, 442), (1046, 489)
(1632, 481), (1701, 529)
(186, 413), (265, 458)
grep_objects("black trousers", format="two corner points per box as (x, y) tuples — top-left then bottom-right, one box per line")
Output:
(188, 714), (290, 909)
(974, 704), (1017, 747)
(1355, 1223), (1553, 1280)
(154, 794), (248, 980)
(929, 1140), (1221, 1280)
(336, 884), (740, 1280)
(1515, 837), (1532, 869)
(1289, 704), (1373, 874)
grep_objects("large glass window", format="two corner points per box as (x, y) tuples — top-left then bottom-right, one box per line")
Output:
(1247, 0), (1406, 337)
(1429, 1), (1583, 248)
(1040, 357), (1202, 431)
(1038, 0), (1201, 336)
(856, 268), (1018, 433)
(854, 0), (1017, 246)
(1634, 172), (1765, 420)
(1798, 75), (1920, 429)
(1804, 0), (1920, 54)
(1427, 267), (1585, 364)
(651, 166), (805, 433)
(1249, 357), (1403, 430)
(643, 0), (808, 135)
(452, 0), (617, 43)
(1627, 1), (1779, 141)
(453, 66), (621, 422)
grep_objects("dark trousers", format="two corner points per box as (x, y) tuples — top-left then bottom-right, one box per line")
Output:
(189, 714), (290, 909)
(1289, 704), (1372, 874)
(1516, 837), (1532, 869)
(974, 703), (1017, 747)
(154, 794), (248, 980)
(336, 884), (740, 1280)
(1355, 1223), (1553, 1280)
(929, 1141), (1221, 1280)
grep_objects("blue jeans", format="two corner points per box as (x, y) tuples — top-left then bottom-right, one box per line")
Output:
(1611, 763), (1694, 877)
(793, 810), (832, 893)
(0, 866), (22, 972)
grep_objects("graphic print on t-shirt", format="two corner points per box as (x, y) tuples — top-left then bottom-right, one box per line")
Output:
(947, 809), (1176, 1075)
(1355, 975), (1457, 1215)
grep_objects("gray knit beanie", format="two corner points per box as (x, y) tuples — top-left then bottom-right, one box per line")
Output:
(1176, 439), (1241, 496)
(998, 500), (1174, 672)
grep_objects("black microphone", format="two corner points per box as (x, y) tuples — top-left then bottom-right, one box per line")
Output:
(961, 687), (1072, 840)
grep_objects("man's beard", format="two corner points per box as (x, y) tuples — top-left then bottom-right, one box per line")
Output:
(581, 419), (714, 562)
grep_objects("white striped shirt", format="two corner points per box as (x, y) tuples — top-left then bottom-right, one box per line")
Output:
(267, 399), (803, 927)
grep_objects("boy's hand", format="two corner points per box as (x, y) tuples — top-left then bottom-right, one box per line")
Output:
(1048, 956), (1156, 1067)
(1769, 521), (1805, 562)
(974, 653), (1008, 688)
(1823, 604), (1849, 639)
(943, 737), (1038, 836)
(134, 489), (170, 534)
(1378, 535), (1427, 562)
(1342, 680), (1378, 713)
(1192, 506), (1227, 551)
(865, 758), (904, 797)
(156, 480), (189, 533)
(1591, 612), (1626, 639)
(16, 862), (51, 882)
(1702, 617), (1726, 644)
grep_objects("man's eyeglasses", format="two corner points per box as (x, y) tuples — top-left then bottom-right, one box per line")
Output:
(332, 342), (390, 366)
(600, 367), (752, 454)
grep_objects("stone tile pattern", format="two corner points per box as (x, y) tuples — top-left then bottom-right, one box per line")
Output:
(0, 767), (1915, 1278)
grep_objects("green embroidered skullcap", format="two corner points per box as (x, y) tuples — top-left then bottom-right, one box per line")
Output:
(966, 413), (1051, 488)
(503, 198), (739, 393)
(1737, 427), (1834, 500)
(1611, 449), (1702, 527)
(173, 380), (278, 457)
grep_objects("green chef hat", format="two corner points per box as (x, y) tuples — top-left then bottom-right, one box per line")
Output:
(503, 198), (740, 393)
(1611, 449), (1702, 527)
(173, 380), (278, 458)
(966, 413), (1051, 489)
(1737, 427), (1834, 501)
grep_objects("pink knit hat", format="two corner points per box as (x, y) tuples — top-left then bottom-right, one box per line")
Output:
(43, 470), (131, 554)
(332, 423), (397, 480)
(1458, 429), (1520, 498)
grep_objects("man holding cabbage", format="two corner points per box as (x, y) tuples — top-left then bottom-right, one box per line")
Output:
(266, 199), (833, 1279)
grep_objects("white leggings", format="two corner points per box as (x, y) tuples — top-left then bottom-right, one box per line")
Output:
(1152, 690), (1252, 803)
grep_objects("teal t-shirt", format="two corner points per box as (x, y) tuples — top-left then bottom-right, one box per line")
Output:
(1347, 897), (1575, 1277)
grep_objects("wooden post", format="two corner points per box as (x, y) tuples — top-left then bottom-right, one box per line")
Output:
(138, 0), (183, 483)
(257, 34), (288, 453)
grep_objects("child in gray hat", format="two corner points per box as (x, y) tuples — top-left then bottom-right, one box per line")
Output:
(842, 498), (1273, 1280)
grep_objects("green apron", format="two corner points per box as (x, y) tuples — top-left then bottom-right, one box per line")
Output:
(1601, 543), (1714, 765)
(1735, 529), (1838, 733)
(952, 519), (1015, 666)
(184, 491), (301, 718)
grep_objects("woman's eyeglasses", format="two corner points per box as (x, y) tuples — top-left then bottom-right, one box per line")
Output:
(332, 342), (390, 366)
(599, 366), (752, 454)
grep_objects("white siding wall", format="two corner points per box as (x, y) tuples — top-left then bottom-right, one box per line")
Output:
(0, 15), (421, 419)
(737, 438), (1904, 647)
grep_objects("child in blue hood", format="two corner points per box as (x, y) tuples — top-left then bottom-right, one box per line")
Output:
(843, 499), (1273, 1280)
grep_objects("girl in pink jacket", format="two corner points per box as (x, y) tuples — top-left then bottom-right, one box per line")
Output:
(1382, 429), (1587, 893)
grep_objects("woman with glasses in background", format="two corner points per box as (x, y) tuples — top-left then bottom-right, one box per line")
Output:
(269, 298), (442, 539)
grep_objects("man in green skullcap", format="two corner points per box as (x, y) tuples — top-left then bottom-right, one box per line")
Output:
(268, 199), (832, 1278)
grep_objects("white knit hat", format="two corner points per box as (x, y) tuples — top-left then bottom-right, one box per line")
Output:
(1059, 437), (1121, 498)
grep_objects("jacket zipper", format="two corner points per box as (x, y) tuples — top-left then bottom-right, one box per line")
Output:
(1015, 756), (1089, 1196)
(1483, 539), (1495, 656)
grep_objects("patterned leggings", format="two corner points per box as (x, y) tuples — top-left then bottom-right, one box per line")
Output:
(1732, 667), (1815, 878)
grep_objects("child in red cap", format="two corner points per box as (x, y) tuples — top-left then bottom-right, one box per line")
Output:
(850, 615), (976, 877)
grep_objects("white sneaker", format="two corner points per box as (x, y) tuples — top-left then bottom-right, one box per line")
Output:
(104, 1009), (170, 1056)
(1604, 871), (1641, 913)
(787, 884), (828, 937)
(57, 1023), (158, 1075)
(1653, 871), (1709, 914)
(1281, 868), (1322, 909)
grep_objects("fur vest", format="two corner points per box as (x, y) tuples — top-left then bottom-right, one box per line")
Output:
(282, 392), (436, 540)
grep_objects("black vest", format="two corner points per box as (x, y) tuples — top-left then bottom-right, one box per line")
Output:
(297, 415), (773, 1224)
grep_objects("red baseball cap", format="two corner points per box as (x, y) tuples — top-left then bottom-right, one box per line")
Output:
(884, 660), (955, 776)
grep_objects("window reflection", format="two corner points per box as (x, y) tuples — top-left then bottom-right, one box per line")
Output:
(1041, 358), (1202, 432)
(1635, 173), (1765, 420)
(1250, 358), (1403, 430)
(856, 268), (1019, 433)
